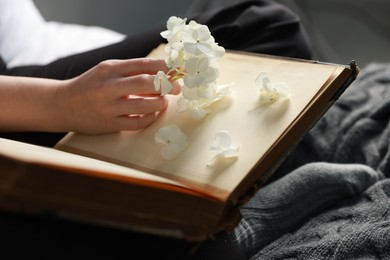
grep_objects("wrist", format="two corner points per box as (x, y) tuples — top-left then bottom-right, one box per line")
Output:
(50, 78), (74, 133)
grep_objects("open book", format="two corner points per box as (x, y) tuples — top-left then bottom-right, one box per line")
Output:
(0, 45), (359, 241)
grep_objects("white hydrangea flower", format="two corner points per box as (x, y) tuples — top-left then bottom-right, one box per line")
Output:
(164, 42), (185, 69)
(182, 21), (214, 56)
(209, 44), (226, 61)
(181, 19), (225, 60)
(183, 56), (219, 88)
(160, 16), (187, 42)
(177, 82), (234, 119)
(156, 16), (228, 120)
(154, 71), (173, 96)
(209, 130), (239, 161)
(181, 85), (213, 101)
(212, 82), (235, 100)
(153, 16), (239, 163)
(154, 125), (188, 160)
(177, 97), (211, 119)
(182, 82), (234, 102)
(255, 73), (290, 103)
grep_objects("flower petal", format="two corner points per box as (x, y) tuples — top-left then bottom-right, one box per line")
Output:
(211, 130), (232, 150)
(161, 144), (181, 160)
(155, 125), (188, 160)
(255, 72), (290, 103)
(210, 130), (239, 159)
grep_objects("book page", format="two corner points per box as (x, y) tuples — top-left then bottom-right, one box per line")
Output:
(56, 46), (342, 201)
(0, 138), (183, 187)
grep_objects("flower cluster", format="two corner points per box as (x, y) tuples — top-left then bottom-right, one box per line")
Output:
(154, 16), (233, 119)
(154, 16), (238, 160)
(152, 17), (292, 161)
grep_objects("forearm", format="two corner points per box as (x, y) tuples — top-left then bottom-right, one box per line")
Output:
(0, 75), (67, 132)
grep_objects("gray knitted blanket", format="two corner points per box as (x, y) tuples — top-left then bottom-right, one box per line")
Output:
(230, 62), (390, 259)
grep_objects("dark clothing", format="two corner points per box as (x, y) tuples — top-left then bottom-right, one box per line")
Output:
(1, 1), (311, 79)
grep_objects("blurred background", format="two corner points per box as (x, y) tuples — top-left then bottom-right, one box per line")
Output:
(33, 0), (390, 68)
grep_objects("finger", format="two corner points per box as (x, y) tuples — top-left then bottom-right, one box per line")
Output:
(112, 58), (170, 77)
(114, 113), (157, 131)
(116, 96), (168, 115)
(170, 81), (182, 95)
(115, 74), (182, 96)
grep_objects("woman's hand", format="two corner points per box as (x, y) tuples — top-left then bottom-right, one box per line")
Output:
(58, 58), (181, 134)
(0, 58), (181, 134)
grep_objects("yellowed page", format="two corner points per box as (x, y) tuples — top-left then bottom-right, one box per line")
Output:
(0, 138), (182, 187)
(56, 47), (340, 201)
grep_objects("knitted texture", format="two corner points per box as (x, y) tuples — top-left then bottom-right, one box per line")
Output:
(231, 62), (390, 259)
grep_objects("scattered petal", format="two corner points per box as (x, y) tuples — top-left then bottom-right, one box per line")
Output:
(209, 130), (239, 161)
(155, 125), (188, 160)
(255, 73), (290, 104)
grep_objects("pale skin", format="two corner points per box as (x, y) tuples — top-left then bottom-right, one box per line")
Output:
(0, 58), (181, 134)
